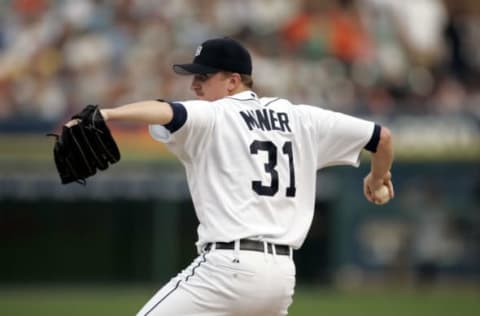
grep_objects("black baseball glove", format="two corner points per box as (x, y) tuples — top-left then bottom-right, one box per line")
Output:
(48, 105), (120, 184)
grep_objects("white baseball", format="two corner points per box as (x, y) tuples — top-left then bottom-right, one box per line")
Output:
(374, 185), (390, 205)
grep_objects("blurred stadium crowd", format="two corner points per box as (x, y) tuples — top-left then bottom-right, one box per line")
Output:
(0, 0), (480, 127)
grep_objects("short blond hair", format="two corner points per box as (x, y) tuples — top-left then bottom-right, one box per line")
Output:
(240, 74), (253, 89)
(221, 72), (254, 89)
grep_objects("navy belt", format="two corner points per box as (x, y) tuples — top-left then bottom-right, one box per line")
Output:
(205, 239), (290, 256)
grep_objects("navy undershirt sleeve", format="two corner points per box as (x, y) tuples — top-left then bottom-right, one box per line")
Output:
(159, 100), (187, 133)
(364, 124), (381, 153)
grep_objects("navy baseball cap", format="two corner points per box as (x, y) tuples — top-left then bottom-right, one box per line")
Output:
(173, 37), (252, 75)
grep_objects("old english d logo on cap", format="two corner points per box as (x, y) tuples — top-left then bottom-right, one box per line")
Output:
(195, 45), (203, 57)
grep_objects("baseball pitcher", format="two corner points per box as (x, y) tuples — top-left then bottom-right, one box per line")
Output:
(58, 37), (394, 316)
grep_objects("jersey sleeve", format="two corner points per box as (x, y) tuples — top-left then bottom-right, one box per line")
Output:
(306, 106), (375, 169)
(149, 100), (216, 162)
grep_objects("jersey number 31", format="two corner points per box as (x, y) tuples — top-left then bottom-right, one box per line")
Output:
(250, 140), (296, 197)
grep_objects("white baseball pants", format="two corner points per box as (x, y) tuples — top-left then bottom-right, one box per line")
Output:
(136, 244), (296, 316)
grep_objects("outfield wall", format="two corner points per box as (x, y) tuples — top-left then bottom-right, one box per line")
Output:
(0, 161), (478, 285)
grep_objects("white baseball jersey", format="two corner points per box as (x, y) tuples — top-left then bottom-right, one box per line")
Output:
(149, 91), (375, 250)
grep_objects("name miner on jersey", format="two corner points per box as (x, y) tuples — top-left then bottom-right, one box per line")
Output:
(240, 107), (292, 132)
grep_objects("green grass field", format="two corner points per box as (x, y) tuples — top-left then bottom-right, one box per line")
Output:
(0, 286), (478, 316)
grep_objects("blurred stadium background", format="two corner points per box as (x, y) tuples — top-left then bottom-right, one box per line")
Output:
(0, 0), (479, 315)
